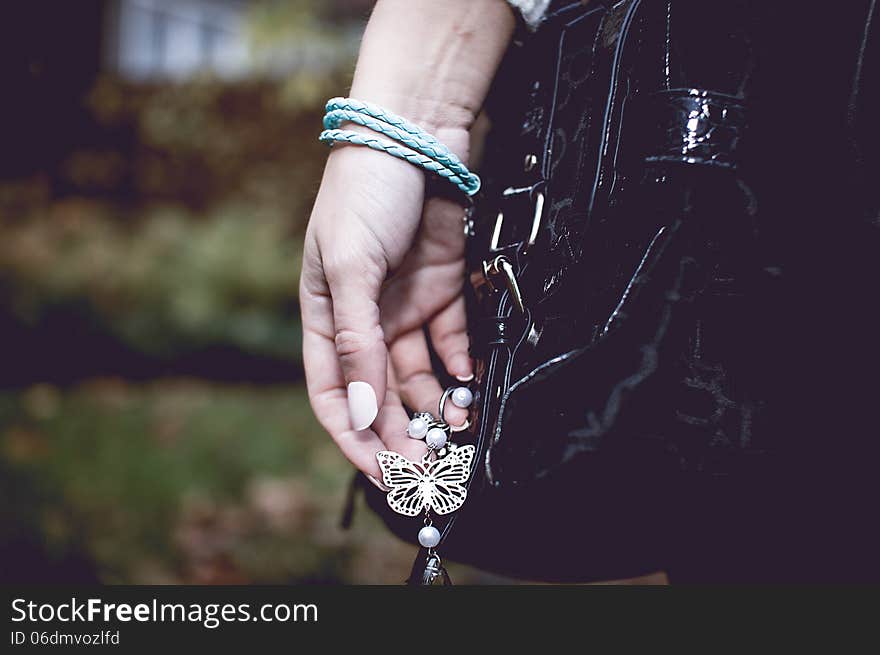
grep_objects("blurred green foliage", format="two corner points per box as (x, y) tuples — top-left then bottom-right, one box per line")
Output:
(0, 381), (502, 584)
(0, 0), (509, 585)
(2, 64), (335, 363)
(0, 0), (372, 364)
(1, 200), (302, 361)
(0, 381), (422, 583)
(246, 0), (369, 109)
(84, 76), (329, 211)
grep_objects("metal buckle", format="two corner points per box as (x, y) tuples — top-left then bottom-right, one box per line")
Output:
(472, 183), (545, 313)
(489, 187), (545, 253)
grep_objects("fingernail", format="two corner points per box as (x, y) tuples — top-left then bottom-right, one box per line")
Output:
(347, 381), (378, 431)
(366, 474), (389, 491)
(449, 354), (473, 381)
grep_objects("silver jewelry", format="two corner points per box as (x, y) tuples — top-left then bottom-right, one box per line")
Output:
(425, 427), (448, 450)
(438, 386), (472, 432)
(376, 444), (475, 516)
(450, 386), (474, 409)
(376, 383), (476, 584)
(406, 412), (432, 439)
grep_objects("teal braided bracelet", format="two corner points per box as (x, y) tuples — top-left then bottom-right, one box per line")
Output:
(324, 97), (459, 164)
(323, 98), (467, 175)
(319, 129), (476, 194)
(319, 97), (480, 196)
(323, 108), (474, 187)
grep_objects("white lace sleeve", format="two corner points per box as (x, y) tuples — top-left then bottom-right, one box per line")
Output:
(506, 0), (552, 30)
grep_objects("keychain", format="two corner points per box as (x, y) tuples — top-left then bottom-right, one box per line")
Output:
(375, 386), (475, 585)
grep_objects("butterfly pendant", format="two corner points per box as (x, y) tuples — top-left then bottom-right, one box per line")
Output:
(376, 445), (476, 516)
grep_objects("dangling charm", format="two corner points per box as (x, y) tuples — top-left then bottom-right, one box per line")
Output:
(375, 384), (476, 585)
(419, 517), (451, 585)
(450, 386), (473, 409)
(406, 412), (432, 439)
(421, 551), (452, 585)
(418, 524), (441, 548)
(425, 427), (447, 450)
(375, 441), (475, 516)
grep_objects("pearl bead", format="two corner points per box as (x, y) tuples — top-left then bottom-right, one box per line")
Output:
(407, 416), (429, 440)
(418, 525), (441, 548)
(425, 427), (448, 450)
(451, 386), (473, 409)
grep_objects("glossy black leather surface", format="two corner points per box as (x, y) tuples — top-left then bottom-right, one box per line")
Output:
(368, 0), (880, 582)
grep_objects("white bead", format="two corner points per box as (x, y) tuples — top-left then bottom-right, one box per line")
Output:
(451, 386), (473, 408)
(418, 525), (441, 548)
(425, 427), (448, 450)
(407, 416), (429, 439)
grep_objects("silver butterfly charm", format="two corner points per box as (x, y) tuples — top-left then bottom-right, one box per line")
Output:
(376, 445), (476, 516)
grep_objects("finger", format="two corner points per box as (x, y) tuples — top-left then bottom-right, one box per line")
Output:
(378, 196), (466, 342)
(427, 294), (473, 382)
(300, 233), (389, 477)
(324, 250), (388, 432)
(378, 258), (462, 342)
(389, 327), (469, 427)
(301, 303), (385, 478)
(375, 371), (428, 462)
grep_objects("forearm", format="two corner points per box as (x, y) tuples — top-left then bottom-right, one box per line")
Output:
(350, 0), (516, 139)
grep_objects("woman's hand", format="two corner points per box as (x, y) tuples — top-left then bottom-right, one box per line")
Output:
(301, 130), (472, 477)
(299, 0), (514, 480)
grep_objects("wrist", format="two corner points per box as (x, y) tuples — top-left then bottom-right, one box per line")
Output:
(349, 0), (515, 143)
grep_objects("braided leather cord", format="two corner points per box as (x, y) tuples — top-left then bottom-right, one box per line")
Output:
(318, 129), (477, 194)
(325, 97), (445, 147)
(320, 97), (481, 196)
(323, 109), (475, 187)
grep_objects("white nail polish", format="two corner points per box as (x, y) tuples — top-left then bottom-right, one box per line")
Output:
(455, 373), (475, 382)
(347, 381), (378, 431)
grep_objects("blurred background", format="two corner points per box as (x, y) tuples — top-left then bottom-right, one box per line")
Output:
(0, 0), (509, 585)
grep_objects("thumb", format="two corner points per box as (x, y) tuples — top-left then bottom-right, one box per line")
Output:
(327, 266), (388, 432)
